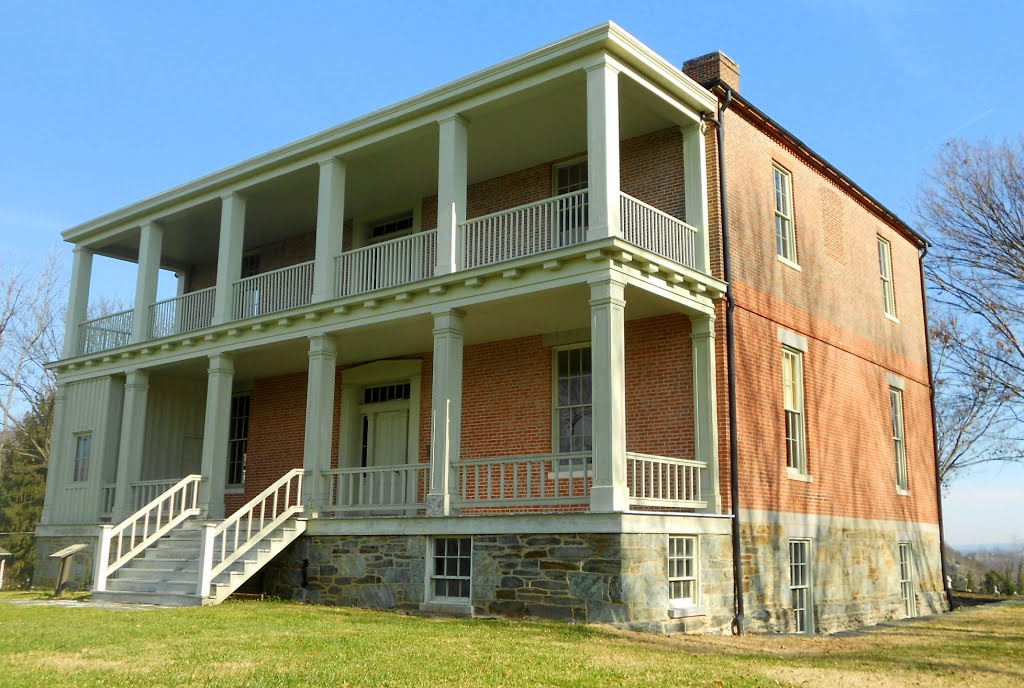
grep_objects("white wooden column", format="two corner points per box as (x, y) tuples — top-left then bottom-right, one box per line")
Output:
(586, 61), (621, 242)
(39, 383), (68, 524)
(313, 158), (346, 302)
(131, 222), (163, 343)
(63, 247), (93, 358)
(212, 193), (246, 325)
(175, 271), (187, 297)
(691, 315), (721, 513)
(427, 309), (464, 516)
(302, 334), (337, 514)
(199, 353), (234, 518)
(435, 115), (468, 275)
(683, 123), (710, 273)
(112, 370), (150, 520)
(589, 276), (628, 512)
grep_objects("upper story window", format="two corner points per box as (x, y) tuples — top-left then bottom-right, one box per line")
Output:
(370, 211), (415, 242)
(890, 387), (908, 492)
(554, 345), (592, 453)
(782, 346), (808, 476)
(227, 393), (251, 487)
(774, 164), (797, 266)
(553, 160), (589, 247)
(878, 236), (897, 318)
(72, 433), (92, 483)
(240, 253), (260, 278)
(554, 159), (588, 195)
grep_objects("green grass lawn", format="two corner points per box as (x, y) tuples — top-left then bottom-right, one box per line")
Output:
(0, 592), (1021, 687)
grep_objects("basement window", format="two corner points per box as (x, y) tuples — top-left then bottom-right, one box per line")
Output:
(430, 537), (472, 602)
(668, 536), (698, 606)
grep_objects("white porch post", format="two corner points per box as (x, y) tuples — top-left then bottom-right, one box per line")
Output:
(39, 383), (68, 524)
(313, 158), (346, 302)
(112, 370), (150, 520)
(199, 353), (234, 519)
(427, 309), (464, 516)
(131, 222), (163, 343)
(586, 61), (621, 242)
(589, 276), (628, 512)
(176, 271), (187, 297)
(212, 193), (246, 325)
(63, 247), (93, 358)
(691, 315), (721, 513)
(302, 334), (337, 514)
(683, 123), (710, 273)
(435, 115), (468, 276)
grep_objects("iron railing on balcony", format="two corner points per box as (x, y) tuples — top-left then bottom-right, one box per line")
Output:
(231, 261), (314, 321)
(78, 309), (134, 355)
(460, 189), (589, 269)
(335, 230), (437, 298)
(620, 192), (699, 270)
(149, 287), (215, 339)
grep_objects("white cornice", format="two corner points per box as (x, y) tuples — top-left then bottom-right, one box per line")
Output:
(63, 21), (717, 244)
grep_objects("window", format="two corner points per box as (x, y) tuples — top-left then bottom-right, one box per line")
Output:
(878, 236), (897, 317)
(782, 347), (808, 475)
(238, 254), (261, 318)
(554, 345), (592, 453)
(789, 539), (812, 633)
(899, 542), (917, 617)
(774, 164), (797, 264)
(668, 536), (698, 606)
(227, 394), (251, 487)
(555, 159), (588, 195)
(891, 387), (908, 492)
(431, 537), (471, 601)
(240, 253), (260, 278)
(72, 433), (92, 483)
(362, 383), (411, 405)
(370, 211), (414, 242)
(553, 159), (589, 246)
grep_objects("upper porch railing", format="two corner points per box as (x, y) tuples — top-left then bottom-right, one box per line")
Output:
(75, 189), (705, 355)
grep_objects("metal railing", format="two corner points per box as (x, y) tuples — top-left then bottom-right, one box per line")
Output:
(149, 287), (215, 338)
(460, 190), (589, 269)
(197, 468), (304, 598)
(231, 261), (314, 321)
(626, 452), (706, 509)
(323, 463), (428, 512)
(78, 309), (134, 355)
(454, 452), (592, 507)
(620, 192), (699, 270)
(93, 474), (202, 592)
(335, 230), (437, 298)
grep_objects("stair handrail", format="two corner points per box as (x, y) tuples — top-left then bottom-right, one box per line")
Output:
(196, 468), (304, 598)
(93, 474), (202, 593)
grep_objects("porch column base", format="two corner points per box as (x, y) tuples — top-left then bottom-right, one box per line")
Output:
(426, 493), (451, 517)
(589, 485), (629, 513)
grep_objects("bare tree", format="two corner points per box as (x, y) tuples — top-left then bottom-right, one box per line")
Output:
(919, 138), (1024, 484)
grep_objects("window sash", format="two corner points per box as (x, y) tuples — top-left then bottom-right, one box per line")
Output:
(789, 540), (811, 633)
(72, 433), (92, 483)
(227, 394), (251, 486)
(431, 537), (472, 601)
(555, 345), (593, 453)
(555, 160), (588, 195)
(878, 237), (896, 316)
(668, 536), (698, 604)
(891, 388), (908, 490)
(782, 348), (807, 473)
(774, 166), (796, 263)
(899, 543), (916, 616)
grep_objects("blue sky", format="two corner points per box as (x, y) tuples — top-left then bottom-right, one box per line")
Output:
(1, 1), (1021, 546)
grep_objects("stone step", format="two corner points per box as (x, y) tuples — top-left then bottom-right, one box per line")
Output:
(107, 577), (197, 595)
(116, 567), (199, 584)
(92, 590), (204, 607)
(122, 557), (198, 572)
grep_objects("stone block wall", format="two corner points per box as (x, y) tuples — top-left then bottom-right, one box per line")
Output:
(33, 535), (97, 590)
(260, 531), (735, 634)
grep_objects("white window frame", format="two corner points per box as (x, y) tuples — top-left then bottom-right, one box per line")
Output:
(782, 347), (808, 477)
(891, 387), (909, 493)
(878, 236), (898, 319)
(789, 539), (813, 634)
(226, 392), (251, 489)
(72, 432), (92, 483)
(429, 537), (472, 603)
(773, 164), (798, 268)
(898, 542), (917, 617)
(552, 157), (588, 195)
(353, 203), (423, 249)
(551, 343), (594, 455)
(668, 535), (699, 609)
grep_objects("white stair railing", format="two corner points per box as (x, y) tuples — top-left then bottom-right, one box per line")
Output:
(93, 474), (202, 592)
(197, 468), (304, 598)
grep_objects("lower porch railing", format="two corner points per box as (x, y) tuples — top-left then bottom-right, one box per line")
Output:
(626, 452), (706, 509)
(323, 463), (428, 512)
(454, 452), (592, 507)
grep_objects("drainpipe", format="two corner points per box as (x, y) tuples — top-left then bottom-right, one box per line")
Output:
(918, 244), (954, 611)
(701, 87), (744, 635)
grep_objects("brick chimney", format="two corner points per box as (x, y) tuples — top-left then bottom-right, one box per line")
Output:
(682, 51), (740, 92)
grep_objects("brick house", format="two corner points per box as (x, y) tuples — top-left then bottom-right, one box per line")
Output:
(35, 22), (946, 633)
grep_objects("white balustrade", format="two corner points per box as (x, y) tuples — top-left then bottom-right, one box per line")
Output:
(626, 452), (706, 509)
(231, 261), (314, 321)
(460, 190), (589, 269)
(454, 452), (592, 507)
(149, 287), (215, 338)
(100, 484), (117, 519)
(93, 474), (202, 592)
(78, 309), (134, 355)
(334, 230), (437, 298)
(197, 468), (304, 597)
(620, 192), (699, 270)
(130, 479), (184, 511)
(323, 463), (428, 512)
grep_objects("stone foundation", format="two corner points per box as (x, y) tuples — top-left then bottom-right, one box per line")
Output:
(33, 533), (98, 591)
